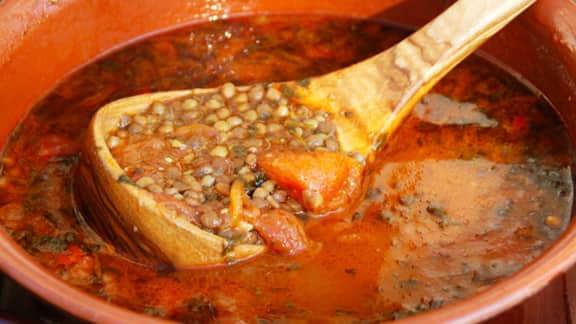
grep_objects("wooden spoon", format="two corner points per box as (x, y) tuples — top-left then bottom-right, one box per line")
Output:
(76, 0), (535, 268)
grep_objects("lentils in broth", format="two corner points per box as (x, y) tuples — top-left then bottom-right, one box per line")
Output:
(0, 15), (573, 321)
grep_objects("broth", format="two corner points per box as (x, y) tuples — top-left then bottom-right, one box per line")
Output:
(0, 15), (573, 321)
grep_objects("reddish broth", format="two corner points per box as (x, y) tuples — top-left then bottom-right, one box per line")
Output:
(0, 15), (573, 321)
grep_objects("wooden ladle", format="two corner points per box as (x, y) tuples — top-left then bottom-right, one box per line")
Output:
(76, 0), (535, 268)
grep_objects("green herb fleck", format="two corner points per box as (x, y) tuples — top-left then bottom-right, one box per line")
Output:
(231, 145), (246, 158)
(143, 306), (166, 317)
(32, 235), (69, 253)
(426, 205), (451, 228)
(287, 263), (301, 271)
(380, 210), (396, 224)
(335, 309), (357, 316)
(399, 278), (420, 289)
(185, 297), (213, 313)
(365, 187), (382, 199)
(281, 84), (296, 98)
(117, 174), (136, 185)
(297, 78), (311, 87)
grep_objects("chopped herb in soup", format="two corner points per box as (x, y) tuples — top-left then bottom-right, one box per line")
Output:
(0, 15), (573, 322)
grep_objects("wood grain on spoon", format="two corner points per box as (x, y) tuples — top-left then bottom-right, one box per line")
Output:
(77, 0), (535, 268)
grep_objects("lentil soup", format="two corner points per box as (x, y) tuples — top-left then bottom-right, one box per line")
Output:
(0, 15), (573, 321)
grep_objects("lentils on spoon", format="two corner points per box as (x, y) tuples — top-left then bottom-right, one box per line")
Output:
(106, 82), (359, 250)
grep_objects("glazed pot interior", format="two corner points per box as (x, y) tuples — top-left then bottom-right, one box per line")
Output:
(1, 0), (576, 322)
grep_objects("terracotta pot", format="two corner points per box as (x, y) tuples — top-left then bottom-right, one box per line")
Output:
(0, 0), (575, 322)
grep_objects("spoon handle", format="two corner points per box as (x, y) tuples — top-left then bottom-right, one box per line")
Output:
(294, 0), (536, 155)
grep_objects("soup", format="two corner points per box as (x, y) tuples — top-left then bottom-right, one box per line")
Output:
(0, 15), (573, 321)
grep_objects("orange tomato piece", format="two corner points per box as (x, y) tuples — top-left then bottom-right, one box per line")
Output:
(57, 245), (84, 266)
(257, 150), (363, 214)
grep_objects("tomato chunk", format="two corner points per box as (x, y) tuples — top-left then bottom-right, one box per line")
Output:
(257, 150), (363, 213)
(251, 209), (309, 255)
(57, 245), (84, 266)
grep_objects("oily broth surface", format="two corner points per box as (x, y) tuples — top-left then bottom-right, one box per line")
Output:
(0, 15), (573, 321)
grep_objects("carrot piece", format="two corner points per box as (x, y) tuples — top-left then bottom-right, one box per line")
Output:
(257, 150), (363, 213)
(251, 209), (309, 255)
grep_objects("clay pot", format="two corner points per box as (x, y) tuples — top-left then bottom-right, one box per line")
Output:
(0, 0), (575, 322)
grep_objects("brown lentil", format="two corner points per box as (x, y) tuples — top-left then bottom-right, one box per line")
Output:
(107, 82), (343, 243)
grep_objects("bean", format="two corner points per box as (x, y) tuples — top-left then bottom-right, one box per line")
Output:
(230, 127), (248, 139)
(169, 139), (186, 149)
(234, 93), (249, 104)
(158, 123), (174, 134)
(267, 195), (280, 208)
(201, 175), (216, 187)
(303, 119), (319, 130)
(148, 184), (163, 193)
(261, 180), (276, 193)
(253, 187), (269, 199)
(215, 182), (230, 195)
(252, 197), (269, 209)
(152, 102), (166, 115)
(297, 106), (311, 118)
(227, 116), (243, 128)
(197, 165), (214, 176)
(136, 176), (155, 188)
(237, 103), (250, 112)
(245, 154), (257, 168)
(210, 146), (229, 158)
(134, 115), (148, 125)
(185, 196), (203, 207)
(318, 121), (335, 133)
(217, 108), (231, 119)
(200, 209), (222, 229)
(272, 190), (287, 203)
(244, 110), (258, 123)
(182, 98), (199, 110)
(206, 97), (223, 109)
(267, 123), (283, 133)
(306, 134), (326, 147)
(249, 85), (265, 102)
(255, 123), (267, 135)
(146, 115), (159, 125)
(241, 172), (256, 183)
(166, 167), (181, 179)
(119, 114), (132, 128)
(276, 105), (289, 117)
(257, 103), (272, 120)
(221, 82), (236, 99)
(266, 87), (282, 102)
(181, 153), (196, 164)
(183, 175), (202, 192)
(214, 120), (231, 132)
(173, 181), (191, 191)
(165, 187), (179, 195)
(205, 113), (218, 125)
